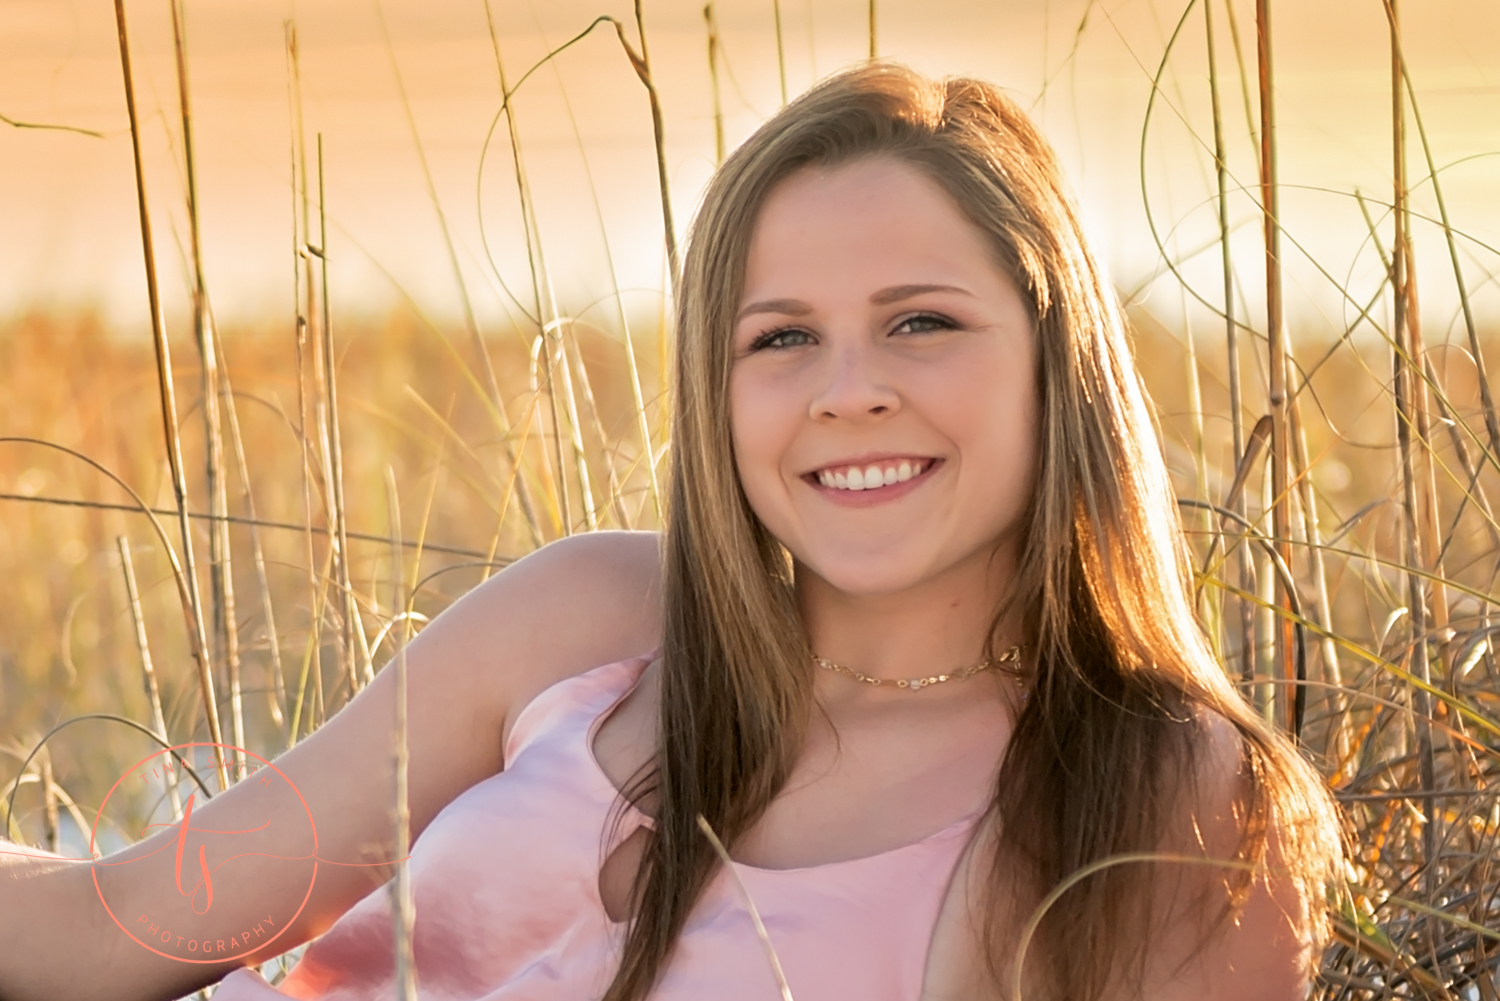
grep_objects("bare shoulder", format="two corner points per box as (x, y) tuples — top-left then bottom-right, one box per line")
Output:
(919, 708), (1326, 1001)
(423, 530), (663, 742)
(1141, 706), (1326, 1001)
(1178, 708), (1252, 846)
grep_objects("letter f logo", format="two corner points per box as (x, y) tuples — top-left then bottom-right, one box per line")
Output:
(172, 793), (214, 915)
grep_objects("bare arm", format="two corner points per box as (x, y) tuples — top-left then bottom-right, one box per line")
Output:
(919, 713), (1327, 1001)
(1139, 714), (1324, 1001)
(0, 530), (660, 1001)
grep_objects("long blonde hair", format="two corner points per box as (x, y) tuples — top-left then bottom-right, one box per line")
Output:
(606, 63), (1341, 1001)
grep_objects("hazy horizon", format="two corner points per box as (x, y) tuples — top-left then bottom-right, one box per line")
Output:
(4, 0), (1498, 340)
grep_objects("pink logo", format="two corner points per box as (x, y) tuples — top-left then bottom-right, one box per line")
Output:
(89, 743), (319, 963)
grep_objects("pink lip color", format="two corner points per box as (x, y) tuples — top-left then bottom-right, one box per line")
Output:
(803, 459), (942, 507)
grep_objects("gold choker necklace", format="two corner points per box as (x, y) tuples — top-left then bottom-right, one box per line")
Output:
(812, 644), (1025, 692)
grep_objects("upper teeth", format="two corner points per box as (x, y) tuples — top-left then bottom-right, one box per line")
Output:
(816, 460), (928, 491)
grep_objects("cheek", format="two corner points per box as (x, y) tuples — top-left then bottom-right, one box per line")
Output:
(935, 359), (1039, 510)
(728, 372), (795, 505)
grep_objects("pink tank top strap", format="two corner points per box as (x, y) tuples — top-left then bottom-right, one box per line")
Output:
(503, 648), (658, 768)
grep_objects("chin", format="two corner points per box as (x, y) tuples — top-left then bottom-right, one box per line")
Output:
(794, 550), (940, 597)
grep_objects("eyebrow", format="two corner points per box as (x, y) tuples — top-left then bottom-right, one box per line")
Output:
(871, 283), (972, 305)
(736, 284), (973, 323)
(736, 298), (813, 322)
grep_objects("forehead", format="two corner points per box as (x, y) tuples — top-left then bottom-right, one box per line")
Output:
(740, 156), (1006, 303)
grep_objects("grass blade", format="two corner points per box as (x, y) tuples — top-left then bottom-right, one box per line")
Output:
(385, 467), (417, 1000)
(117, 535), (182, 817)
(169, 0), (245, 780)
(112, 0), (225, 788)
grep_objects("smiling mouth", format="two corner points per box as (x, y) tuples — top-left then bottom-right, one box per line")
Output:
(808, 457), (938, 492)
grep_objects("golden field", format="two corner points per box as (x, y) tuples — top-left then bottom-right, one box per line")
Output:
(2, 0), (1499, 996)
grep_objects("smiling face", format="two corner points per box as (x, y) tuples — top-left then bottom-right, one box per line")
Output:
(729, 155), (1040, 599)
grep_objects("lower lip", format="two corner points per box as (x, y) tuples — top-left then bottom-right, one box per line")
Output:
(804, 460), (942, 507)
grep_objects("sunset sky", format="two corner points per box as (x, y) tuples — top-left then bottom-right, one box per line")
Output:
(3, 0), (1498, 336)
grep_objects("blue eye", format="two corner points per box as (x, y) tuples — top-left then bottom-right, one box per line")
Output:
(749, 326), (813, 351)
(895, 313), (954, 335)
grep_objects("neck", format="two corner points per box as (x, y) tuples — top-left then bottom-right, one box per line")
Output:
(794, 544), (1019, 683)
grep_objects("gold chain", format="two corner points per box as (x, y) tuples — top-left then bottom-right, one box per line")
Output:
(812, 644), (1025, 693)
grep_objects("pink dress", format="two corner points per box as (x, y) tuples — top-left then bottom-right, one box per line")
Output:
(214, 652), (979, 1000)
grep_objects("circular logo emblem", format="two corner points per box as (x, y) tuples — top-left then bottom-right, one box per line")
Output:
(90, 743), (319, 963)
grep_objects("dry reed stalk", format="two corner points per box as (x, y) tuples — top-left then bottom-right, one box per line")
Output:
(1203, 0), (1257, 687)
(0, 771), (20, 843)
(527, 257), (575, 538)
(509, 154), (591, 535)
(286, 21), (328, 735)
(467, 11), (673, 535)
(481, 5), (574, 540)
(312, 134), (368, 702)
(696, 816), (796, 1001)
(618, 326), (662, 526)
(170, 0), (246, 780)
(211, 339), (247, 775)
(483, 395), (544, 578)
(1397, 285), (1451, 678)
(1385, 0), (1439, 901)
(1352, 192), (1500, 570)
(525, 341), (567, 534)
(289, 543), (337, 747)
(1384, 3), (1463, 691)
(1277, 423), (1312, 738)
(0, 490), (495, 559)
(706, 5), (726, 163)
(772, 0), (788, 105)
(1204, 0), (1241, 464)
(305, 167), (345, 707)
(529, 253), (586, 535)
(1223, 21), (1265, 739)
(35, 755), (93, 854)
(218, 352), (289, 733)
(1180, 307), (1215, 631)
(551, 328), (599, 531)
(1254, 0), (1295, 736)
(1387, 30), (1500, 469)
(1139, 1), (1269, 685)
(385, 467), (417, 1000)
(612, 3), (680, 283)
(38, 748), (57, 853)
(0, 111), (103, 138)
(1287, 397), (1349, 761)
(561, 324), (629, 528)
(1425, 354), (1500, 557)
(1222, 0), (1258, 155)
(112, 0), (226, 787)
(373, 0), (482, 358)
(377, 0), (548, 554)
(1254, 455), (1275, 718)
(405, 437), (446, 600)
(118, 535), (183, 817)
(537, 55), (663, 528)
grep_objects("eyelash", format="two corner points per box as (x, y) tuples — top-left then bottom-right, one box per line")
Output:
(747, 313), (956, 352)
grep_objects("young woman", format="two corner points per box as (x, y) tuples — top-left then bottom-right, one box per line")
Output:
(0, 63), (1341, 1001)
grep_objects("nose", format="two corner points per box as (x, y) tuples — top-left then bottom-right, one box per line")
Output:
(808, 340), (900, 421)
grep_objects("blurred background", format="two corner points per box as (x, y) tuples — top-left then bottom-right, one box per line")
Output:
(3, 0), (1499, 994)
(5, 0), (1498, 328)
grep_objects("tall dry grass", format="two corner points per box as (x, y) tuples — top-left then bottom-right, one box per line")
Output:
(2, 0), (1498, 998)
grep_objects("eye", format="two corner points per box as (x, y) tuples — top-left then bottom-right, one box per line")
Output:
(748, 326), (814, 351)
(893, 312), (956, 335)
